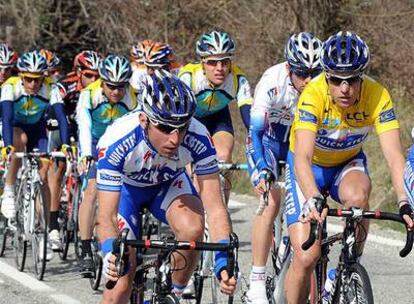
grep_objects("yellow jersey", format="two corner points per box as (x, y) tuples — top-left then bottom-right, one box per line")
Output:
(289, 74), (399, 167)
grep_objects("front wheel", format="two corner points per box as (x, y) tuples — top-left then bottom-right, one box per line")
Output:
(332, 263), (374, 304)
(0, 214), (9, 256)
(89, 237), (103, 290)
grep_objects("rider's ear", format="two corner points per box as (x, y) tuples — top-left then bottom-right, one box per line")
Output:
(138, 113), (149, 127)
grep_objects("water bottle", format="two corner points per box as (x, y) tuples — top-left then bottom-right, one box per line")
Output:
(322, 268), (336, 304)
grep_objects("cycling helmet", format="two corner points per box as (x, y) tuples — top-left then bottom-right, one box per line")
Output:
(143, 42), (173, 67)
(74, 50), (101, 71)
(39, 49), (61, 69)
(17, 50), (48, 74)
(321, 31), (370, 78)
(196, 30), (236, 58)
(142, 69), (196, 127)
(0, 43), (18, 68)
(98, 54), (132, 84)
(130, 40), (154, 64)
(284, 32), (322, 71)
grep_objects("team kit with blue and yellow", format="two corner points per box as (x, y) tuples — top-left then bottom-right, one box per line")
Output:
(0, 28), (413, 304)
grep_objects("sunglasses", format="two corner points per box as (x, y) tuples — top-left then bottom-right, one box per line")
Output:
(292, 68), (322, 79)
(327, 75), (361, 86)
(23, 76), (43, 83)
(149, 119), (189, 134)
(105, 82), (127, 90)
(0, 67), (12, 73)
(82, 71), (98, 79)
(203, 58), (231, 67)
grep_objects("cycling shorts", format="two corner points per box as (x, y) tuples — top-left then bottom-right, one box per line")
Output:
(15, 122), (48, 153)
(116, 171), (199, 240)
(197, 106), (234, 136)
(285, 150), (369, 226)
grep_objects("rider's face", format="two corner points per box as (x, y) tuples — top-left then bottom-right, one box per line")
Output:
(102, 81), (127, 103)
(202, 57), (231, 86)
(140, 113), (188, 158)
(327, 75), (362, 108)
(78, 69), (99, 88)
(21, 73), (44, 95)
(0, 67), (12, 85)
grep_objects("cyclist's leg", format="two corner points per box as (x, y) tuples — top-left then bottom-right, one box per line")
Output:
(246, 140), (285, 302)
(150, 172), (204, 297)
(284, 151), (335, 304)
(2, 127), (26, 218)
(330, 152), (371, 256)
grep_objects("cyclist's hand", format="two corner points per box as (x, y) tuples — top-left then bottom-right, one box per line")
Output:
(103, 252), (119, 282)
(78, 156), (93, 174)
(399, 200), (414, 230)
(219, 270), (237, 295)
(254, 169), (275, 195)
(300, 195), (327, 224)
(61, 144), (75, 161)
(1, 145), (15, 161)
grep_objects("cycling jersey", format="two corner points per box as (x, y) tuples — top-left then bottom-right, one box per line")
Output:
(96, 111), (218, 191)
(178, 62), (253, 118)
(0, 76), (68, 147)
(289, 74), (399, 167)
(247, 62), (299, 173)
(76, 79), (137, 158)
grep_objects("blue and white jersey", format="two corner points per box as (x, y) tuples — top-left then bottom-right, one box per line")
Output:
(247, 62), (299, 172)
(97, 111), (219, 191)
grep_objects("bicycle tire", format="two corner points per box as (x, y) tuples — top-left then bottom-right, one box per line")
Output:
(31, 182), (48, 280)
(13, 178), (27, 271)
(58, 200), (69, 260)
(70, 177), (82, 260)
(89, 237), (103, 290)
(332, 263), (374, 304)
(0, 214), (9, 257)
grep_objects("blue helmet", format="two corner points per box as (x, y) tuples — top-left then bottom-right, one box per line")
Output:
(321, 31), (370, 78)
(17, 50), (48, 73)
(196, 30), (236, 58)
(98, 54), (132, 84)
(141, 70), (196, 127)
(284, 32), (322, 70)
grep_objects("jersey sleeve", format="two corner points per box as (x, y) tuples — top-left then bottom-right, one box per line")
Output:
(76, 90), (93, 157)
(96, 138), (124, 192)
(236, 75), (253, 107)
(292, 86), (322, 133)
(49, 84), (64, 106)
(178, 71), (192, 89)
(0, 83), (13, 102)
(373, 88), (399, 134)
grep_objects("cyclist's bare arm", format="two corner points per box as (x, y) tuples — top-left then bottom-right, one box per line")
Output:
(197, 172), (231, 241)
(96, 190), (120, 243)
(294, 129), (320, 199)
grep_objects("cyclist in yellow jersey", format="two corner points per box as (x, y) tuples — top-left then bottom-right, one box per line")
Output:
(179, 30), (252, 200)
(76, 54), (137, 275)
(283, 31), (414, 304)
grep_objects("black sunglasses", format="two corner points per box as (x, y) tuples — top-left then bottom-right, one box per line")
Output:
(203, 58), (231, 67)
(105, 82), (127, 90)
(292, 68), (322, 79)
(149, 119), (189, 134)
(327, 75), (361, 86)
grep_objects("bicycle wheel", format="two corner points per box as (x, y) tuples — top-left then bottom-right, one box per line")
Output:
(332, 263), (374, 304)
(89, 237), (103, 290)
(31, 182), (48, 280)
(13, 179), (27, 271)
(58, 200), (70, 260)
(69, 176), (82, 260)
(0, 214), (9, 257)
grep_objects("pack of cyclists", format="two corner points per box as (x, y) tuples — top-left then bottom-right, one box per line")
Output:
(0, 29), (413, 304)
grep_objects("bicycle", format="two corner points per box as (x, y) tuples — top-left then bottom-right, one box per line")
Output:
(107, 228), (239, 304)
(12, 150), (64, 280)
(217, 162), (248, 206)
(271, 200), (414, 304)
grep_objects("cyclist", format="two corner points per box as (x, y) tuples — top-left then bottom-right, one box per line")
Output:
(129, 39), (181, 107)
(284, 31), (414, 304)
(47, 50), (102, 251)
(245, 32), (322, 303)
(179, 30), (253, 201)
(96, 70), (236, 303)
(0, 50), (69, 259)
(76, 54), (136, 276)
(39, 49), (64, 82)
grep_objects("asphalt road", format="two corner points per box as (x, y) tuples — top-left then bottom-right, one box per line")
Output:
(0, 193), (413, 303)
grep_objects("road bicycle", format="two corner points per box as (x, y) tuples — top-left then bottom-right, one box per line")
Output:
(107, 228), (240, 304)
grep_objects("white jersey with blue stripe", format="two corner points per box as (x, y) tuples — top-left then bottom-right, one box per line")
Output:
(247, 62), (299, 171)
(97, 111), (219, 191)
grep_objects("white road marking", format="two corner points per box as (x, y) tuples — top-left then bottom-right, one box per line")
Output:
(230, 198), (407, 248)
(0, 260), (81, 304)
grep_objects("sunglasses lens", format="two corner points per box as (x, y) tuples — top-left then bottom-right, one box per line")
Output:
(205, 58), (231, 66)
